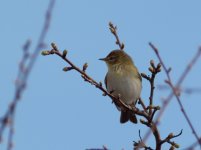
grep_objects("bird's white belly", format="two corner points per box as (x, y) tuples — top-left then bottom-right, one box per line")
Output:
(107, 73), (141, 105)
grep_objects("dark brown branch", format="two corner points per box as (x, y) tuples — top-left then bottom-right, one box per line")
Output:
(141, 60), (161, 116)
(108, 25), (166, 149)
(142, 44), (201, 144)
(42, 42), (181, 150)
(134, 130), (154, 150)
(160, 130), (182, 149)
(149, 42), (201, 148)
(42, 43), (148, 120)
(149, 106), (160, 124)
(138, 98), (148, 113)
(139, 118), (161, 150)
(109, 22), (124, 50)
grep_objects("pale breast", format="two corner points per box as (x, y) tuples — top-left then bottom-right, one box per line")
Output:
(106, 71), (142, 105)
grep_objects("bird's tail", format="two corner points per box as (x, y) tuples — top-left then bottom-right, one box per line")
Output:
(120, 111), (137, 124)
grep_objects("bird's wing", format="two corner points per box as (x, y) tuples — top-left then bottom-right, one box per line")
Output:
(104, 73), (108, 90)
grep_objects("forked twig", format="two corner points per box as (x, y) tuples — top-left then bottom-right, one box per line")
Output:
(109, 22), (124, 50)
(142, 44), (201, 145)
(0, 1), (55, 149)
(42, 41), (181, 150)
(148, 42), (201, 148)
(41, 22), (182, 150)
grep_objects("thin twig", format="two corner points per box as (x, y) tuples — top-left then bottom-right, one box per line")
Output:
(183, 137), (201, 150)
(160, 130), (183, 148)
(41, 22), (184, 150)
(42, 42), (181, 150)
(138, 98), (148, 113)
(42, 43), (149, 119)
(109, 22), (124, 50)
(134, 130), (154, 150)
(0, 1), (56, 149)
(148, 42), (201, 148)
(142, 44), (201, 144)
(141, 60), (161, 115)
(157, 85), (201, 95)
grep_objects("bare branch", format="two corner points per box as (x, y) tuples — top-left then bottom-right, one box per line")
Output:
(0, 1), (56, 149)
(160, 130), (182, 149)
(134, 130), (154, 150)
(148, 42), (201, 148)
(42, 42), (181, 150)
(42, 43), (149, 119)
(141, 60), (161, 116)
(142, 44), (201, 144)
(109, 22), (125, 50)
(157, 85), (201, 95)
(183, 137), (201, 150)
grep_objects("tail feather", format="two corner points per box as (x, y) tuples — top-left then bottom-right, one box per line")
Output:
(120, 111), (129, 123)
(120, 111), (137, 124)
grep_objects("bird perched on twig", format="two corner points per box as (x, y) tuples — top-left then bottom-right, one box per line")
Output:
(99, 50), (142, 124)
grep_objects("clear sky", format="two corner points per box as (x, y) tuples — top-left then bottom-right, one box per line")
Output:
(0, 0), (201, 150)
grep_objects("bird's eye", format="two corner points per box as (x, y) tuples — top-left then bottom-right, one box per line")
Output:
(109, 56), (115, 61)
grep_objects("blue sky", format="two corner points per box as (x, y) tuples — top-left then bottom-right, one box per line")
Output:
(0, 0), (201, 149)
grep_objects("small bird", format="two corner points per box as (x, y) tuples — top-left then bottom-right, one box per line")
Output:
(99, 50), (142, 124)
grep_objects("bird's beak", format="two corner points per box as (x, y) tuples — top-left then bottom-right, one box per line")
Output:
(99, 57), (107, 61)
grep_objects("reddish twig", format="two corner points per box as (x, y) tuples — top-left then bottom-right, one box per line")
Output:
(40, 22), (184, 150)
(142, 44), (201, 143)
(138, 98), (148, 113)
(157, 85), (201, 95)
(133, 130), (154, 150)
(183, 137), (201, 150)
(42, 42), (181, 150)
(42, 43), (148, 119)
(0, 1), (55, 149)
(141, 60), (161, 115)
(160, 130), (182, 148)
(109, 22), (125, 50)
(146, 42), (201, 148)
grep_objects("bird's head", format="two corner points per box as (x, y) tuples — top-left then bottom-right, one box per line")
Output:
(99, 50), (133, 69)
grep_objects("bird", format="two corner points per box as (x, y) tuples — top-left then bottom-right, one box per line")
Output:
(99, 50), (142, 124)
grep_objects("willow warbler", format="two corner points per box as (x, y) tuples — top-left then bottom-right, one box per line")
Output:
(99, 50), (142, 124)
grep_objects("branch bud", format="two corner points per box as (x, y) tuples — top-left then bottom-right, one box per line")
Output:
(148, 67), (154, 73)
(109, 22), (113, 27)
(62, 50), (68, 58)
(150, 60), (155, 68)
(156, 106), (160, 110)
(169, 146), (175, 150)
(140, 119), (146, 124)
(102, 92), (107, 96)
(157, 63), (161, 69)
(141, 73), (148, 78)
(63, 67), (73, 72)
(51, 42), (58, 51)
(157, 67), (161, 72)
(109, 27), (115, 34)
(82, 63), (88, 72)
(174, 143), (180, 148)
(41, 50), (50, 56)
(168, 133), (174, 139)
